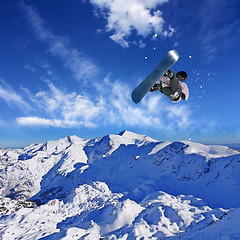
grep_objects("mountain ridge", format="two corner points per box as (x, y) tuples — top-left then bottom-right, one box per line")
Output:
(0, 130), (240, 239)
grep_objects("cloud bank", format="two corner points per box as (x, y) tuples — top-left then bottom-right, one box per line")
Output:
(6, 77), (191, 131)
(0, 80), (31, 111)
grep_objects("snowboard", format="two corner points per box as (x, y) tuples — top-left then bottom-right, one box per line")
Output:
(131, 50), (179, 104)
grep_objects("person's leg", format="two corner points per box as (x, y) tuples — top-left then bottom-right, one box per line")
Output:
(169, 76), (182, 93)
(160, 86), (173, 95)
(161, 77), (182, 101)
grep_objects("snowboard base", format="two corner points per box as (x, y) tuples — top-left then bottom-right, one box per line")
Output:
(131, 50), (179, 104)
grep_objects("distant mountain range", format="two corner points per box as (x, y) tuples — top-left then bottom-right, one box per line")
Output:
(225, 143), (240, 151)
(0, 130), (240, 239)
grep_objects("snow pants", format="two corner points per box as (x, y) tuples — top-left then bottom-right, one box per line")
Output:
(160, 76), (182, 101)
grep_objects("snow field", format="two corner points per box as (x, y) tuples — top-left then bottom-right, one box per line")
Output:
(0, 130), (240, 239)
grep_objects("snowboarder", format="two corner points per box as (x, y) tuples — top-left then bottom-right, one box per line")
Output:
(150, 70), (189, 103)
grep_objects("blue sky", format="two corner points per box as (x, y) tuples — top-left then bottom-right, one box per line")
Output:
(0, 0), (240, 147)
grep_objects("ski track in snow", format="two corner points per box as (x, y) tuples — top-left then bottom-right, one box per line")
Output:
(0, 130), (240, 239)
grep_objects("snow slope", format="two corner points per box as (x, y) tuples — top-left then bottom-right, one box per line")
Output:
(0, 130), (240, 239)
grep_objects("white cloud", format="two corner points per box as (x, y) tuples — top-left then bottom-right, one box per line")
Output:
(163, 26), (175, 37)
(0, 80), (31, 111)
(110, 32), (129, 48)
(16, 116), (97, 128)
(24, 65), (35, 72)
(167, 105), (193, 129)
(90, 0), (174, 47)
(20, 2), (100, 81)
(17, 117), (61, 127)
(18, 81), (102, 128)
(135, 40), (146, 49)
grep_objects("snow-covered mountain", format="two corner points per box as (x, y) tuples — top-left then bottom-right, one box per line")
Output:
(0, 130), (240, 239)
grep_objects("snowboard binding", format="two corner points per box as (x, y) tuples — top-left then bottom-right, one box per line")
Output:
(150, 82), (162, 92)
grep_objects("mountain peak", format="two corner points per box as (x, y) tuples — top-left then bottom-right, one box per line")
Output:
(116, 130), (158, 142)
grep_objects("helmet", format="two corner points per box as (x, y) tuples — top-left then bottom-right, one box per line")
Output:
(176, 71), (187, 81)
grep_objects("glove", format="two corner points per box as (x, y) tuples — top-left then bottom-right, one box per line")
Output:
(163, 69), (174, 79)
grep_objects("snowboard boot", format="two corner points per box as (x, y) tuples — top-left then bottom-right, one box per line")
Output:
(150, 81), (162, 92)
